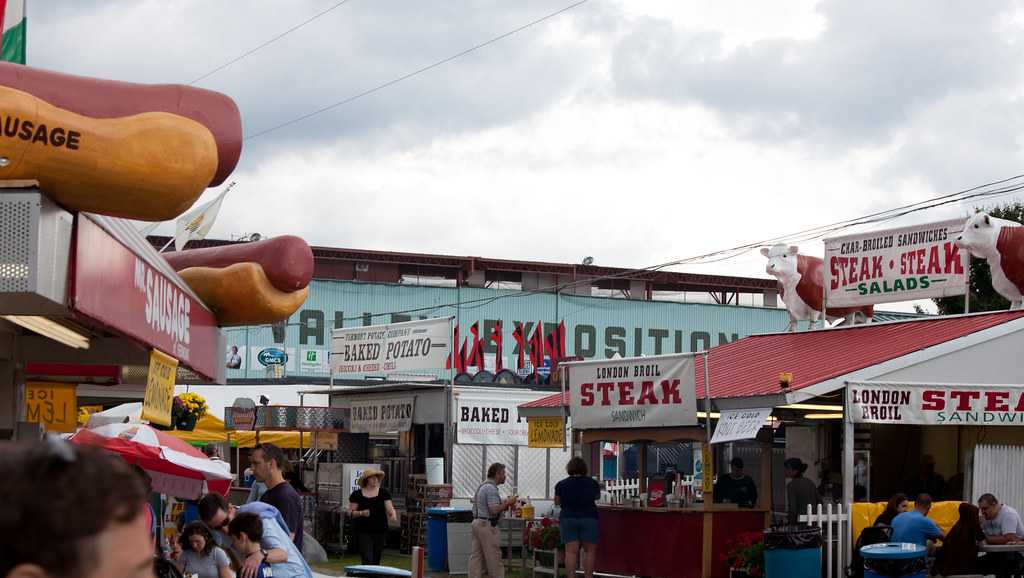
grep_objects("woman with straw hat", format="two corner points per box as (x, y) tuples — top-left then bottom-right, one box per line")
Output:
(347, 468), (397, 565)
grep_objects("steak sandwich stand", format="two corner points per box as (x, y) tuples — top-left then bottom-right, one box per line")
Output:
(547, 353), (771, 578)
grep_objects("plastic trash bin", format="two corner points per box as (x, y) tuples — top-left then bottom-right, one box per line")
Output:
(427, 506), (472, 572)
(445, 509), (474, 574)
(860, 543), (927, 578)
(343, 565), (412, 578)
(763, 525), (822, 578)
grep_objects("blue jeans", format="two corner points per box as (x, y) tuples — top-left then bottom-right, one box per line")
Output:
(560, 516), (599, 545)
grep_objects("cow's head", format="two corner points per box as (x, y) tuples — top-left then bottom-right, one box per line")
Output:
(760, 244), (800, 282)
(956, 212), (999, 257)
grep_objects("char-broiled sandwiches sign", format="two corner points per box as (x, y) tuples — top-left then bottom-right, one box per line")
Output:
(566, 354), (698, 429)
(331, 317), (451, 374)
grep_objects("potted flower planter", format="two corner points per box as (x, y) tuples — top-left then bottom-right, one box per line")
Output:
(175, 413), (198, 431)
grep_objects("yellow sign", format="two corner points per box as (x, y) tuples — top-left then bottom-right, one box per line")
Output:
(142, 349), (178, 426)
(528, 417), (565, 448)
(25, 382), (78, 432)
(701, 444), (714, 494)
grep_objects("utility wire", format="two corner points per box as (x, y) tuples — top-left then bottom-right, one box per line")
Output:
(188, 0), (356, 85)
(223, 173), (1024, 331)
(244, 0), (591, 140)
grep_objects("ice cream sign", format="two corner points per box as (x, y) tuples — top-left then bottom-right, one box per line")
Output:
(849, 382), (1024, 426)
(824, 219), (967, 307)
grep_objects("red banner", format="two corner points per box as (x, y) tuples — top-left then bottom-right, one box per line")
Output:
(72, 216), (221, 381)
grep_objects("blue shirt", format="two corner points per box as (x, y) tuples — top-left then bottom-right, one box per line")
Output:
(555, 476), (600, 519)
(213, 503), (312, 578)
(891, 510), (942, 546)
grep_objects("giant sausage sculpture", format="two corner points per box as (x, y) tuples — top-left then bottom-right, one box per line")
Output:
(955, 212), (1024, 309)
(164, 236), (314, 326)
(0, 63), (241, 220)
(761, 244), (874, 331)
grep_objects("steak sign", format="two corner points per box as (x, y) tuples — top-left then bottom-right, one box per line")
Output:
(849, 382), (1024, 426)
(566, 354), (698, 429)
(824, 219), (967, 307)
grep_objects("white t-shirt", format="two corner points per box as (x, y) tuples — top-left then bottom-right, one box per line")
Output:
(982, 504), (1024, 539)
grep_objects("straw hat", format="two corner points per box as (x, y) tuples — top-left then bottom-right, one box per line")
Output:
(358, 468), (386, 487)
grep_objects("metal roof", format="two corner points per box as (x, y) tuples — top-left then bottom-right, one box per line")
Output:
(148, 235), (778, 293)
(517, 311), (1024, 409)
(695, 310), (1024, 400)
(520, 391), (569, 408)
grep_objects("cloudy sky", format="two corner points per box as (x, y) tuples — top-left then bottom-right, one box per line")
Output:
(27, 1), (1024, 302)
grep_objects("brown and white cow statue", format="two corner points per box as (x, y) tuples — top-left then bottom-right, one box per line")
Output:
(761, 244), (874, 331)
(955, 212), (1024, 310)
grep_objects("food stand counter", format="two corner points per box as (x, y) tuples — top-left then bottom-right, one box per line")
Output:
(596, 505), (768, 578)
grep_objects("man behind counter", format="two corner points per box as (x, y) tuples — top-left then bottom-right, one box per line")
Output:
(714, 457), (758, 508)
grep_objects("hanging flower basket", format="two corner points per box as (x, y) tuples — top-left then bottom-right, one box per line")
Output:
(170, 393), (207, 432)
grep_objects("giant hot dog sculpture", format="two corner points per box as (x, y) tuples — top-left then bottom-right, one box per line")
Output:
(0, 63), (242, 220)
(163, 236), (314, 326)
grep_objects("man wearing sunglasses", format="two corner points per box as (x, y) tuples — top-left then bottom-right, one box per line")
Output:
(197, 493), (312, 578)
(1, 440), (155, 578)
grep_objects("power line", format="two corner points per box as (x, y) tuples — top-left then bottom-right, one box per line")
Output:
(222, 173), (1024, 331)
(188, 0), (356, 85)
(244, 0), (591, 141)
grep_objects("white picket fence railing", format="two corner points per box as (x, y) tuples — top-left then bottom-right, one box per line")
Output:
(601, 476), (701, 503)
(604, 478), (640, 502)
(799, 503), (850, 578)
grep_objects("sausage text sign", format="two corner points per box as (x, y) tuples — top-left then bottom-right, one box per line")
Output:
(566, 354), (698, 429)
(330, 317), (451, 374)
(349, 397), (415, 434)
(824, 219), (967, 307)
(849, 382), (1024, 425)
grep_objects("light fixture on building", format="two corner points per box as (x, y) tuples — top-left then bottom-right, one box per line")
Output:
(249, 233), (262, 242)
(804, 413), (844, 420)
(582, 256), (594, 266)
(3, 315), (90, 349)
(779, 372), (793, 390)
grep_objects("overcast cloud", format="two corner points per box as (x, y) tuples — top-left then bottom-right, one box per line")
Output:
(25, 1), (1024, 310)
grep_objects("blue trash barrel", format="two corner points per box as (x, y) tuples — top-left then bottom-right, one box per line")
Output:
(860, 543), (927, 578)
(764, 525), (822, 578)
(427, 507), (458, 571)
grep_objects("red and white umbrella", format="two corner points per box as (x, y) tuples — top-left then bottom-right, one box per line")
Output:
(70, 423), (232, 499)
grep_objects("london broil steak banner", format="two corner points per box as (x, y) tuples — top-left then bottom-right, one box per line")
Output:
(849, 382), (1024, 426)
(330, 317), (452, 374)
(824, 218), (967, 307)
(566, 353), (698, 429)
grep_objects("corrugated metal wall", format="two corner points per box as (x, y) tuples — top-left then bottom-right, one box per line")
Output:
(223, 279), (792, 379)
(452, 442), (573, 500)
(972, 444), (1024, 511)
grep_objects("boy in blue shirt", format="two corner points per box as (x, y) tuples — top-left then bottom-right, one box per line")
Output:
(230, 512), (276, 578)
(891, 493), (944, 547)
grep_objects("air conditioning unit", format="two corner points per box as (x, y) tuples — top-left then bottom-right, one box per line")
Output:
(0, 190), (73, 315)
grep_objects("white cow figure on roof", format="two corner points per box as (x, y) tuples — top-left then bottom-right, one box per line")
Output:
(955, 212), (1024, 310)
(761, 244), (873, 331)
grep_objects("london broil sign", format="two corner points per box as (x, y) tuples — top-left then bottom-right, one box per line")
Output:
(850, 383), (1024, 426)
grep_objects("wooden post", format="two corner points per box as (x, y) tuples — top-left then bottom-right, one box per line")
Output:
(702, 511), (714, 578)
(638, 442), (648, 493)
(761, 438), (774, 527)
